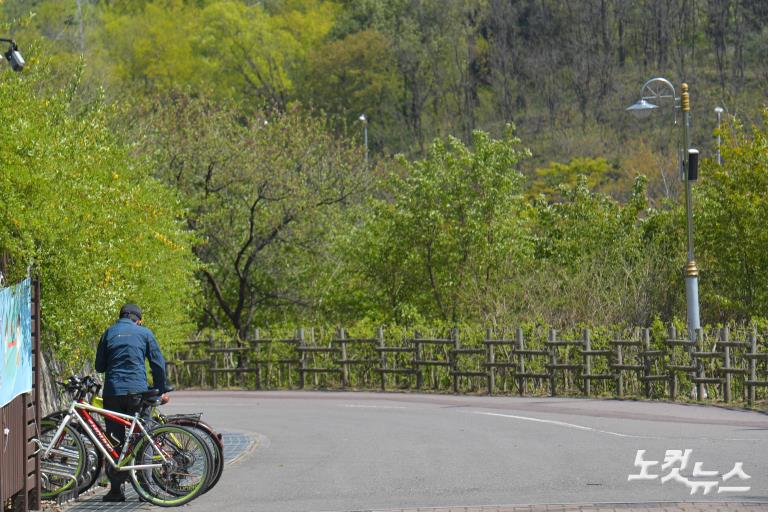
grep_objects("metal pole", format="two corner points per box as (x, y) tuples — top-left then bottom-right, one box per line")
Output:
(715, 107), (723, 165)
(359, 114), (368, 164)
(681, 84), (700, 344)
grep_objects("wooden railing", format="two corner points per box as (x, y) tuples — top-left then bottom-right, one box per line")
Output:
(167, 325), (768, 405)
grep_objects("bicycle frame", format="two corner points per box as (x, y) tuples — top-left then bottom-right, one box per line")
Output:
(43, 399), (168, 472)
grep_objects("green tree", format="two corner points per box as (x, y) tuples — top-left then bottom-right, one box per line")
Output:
(299, 29), (403, 151)
(531, 157), (625, 199)
(138, 95), (371, 337)
(347, 127), (532, 323)
(696, 111), (768, 320)
(94, 0), (336, 108)
(96, 0), (206, 93)
(531, 175), (672, 325)
(0, 64), (198, 364)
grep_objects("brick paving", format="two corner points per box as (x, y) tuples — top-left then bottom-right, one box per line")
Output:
(56, 432), (254, 512)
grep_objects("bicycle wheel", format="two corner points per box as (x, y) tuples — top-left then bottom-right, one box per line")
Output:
(164, 417), (224, 493)
(129, 425), (211, 507)
(43, 413), (104, 495)
(39, 422), (87, 499)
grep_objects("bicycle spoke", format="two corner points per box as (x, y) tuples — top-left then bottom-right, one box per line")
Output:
(130, 425), (211, 506)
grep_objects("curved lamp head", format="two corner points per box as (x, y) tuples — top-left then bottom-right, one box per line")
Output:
(359, 113), (367, 123)
(626, 99), (658, 120)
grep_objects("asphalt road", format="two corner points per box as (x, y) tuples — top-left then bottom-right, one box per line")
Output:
(161, 391), (768, 512)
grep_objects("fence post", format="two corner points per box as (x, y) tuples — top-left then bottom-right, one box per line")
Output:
(298, 328), (306, 389)
(252, 328), (261, 390)
(377, 327), (386, 391)
(722, 327), (731, 403)
(583, 329), (591, 396)
(486, 328), (495, 395)
(413, 331), (423, 389)
(209, 335), (217, 389)
(549, 329), (557, 397)
(517, 327), (525, 396)
(616, 341), (624, 398)
(695, 328), (705, 401)
(642, 328), (651, 398)
(668, 325), (677, 400)
(748, 328), (757, 406)
(340, 327), (349, 388)
(452, 327), (460, 394)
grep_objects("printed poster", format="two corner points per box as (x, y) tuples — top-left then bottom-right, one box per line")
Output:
(0, 278), (32, 407)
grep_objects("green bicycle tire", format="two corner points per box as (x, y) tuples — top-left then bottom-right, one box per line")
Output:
(163, 418), (224, 494)
(39, 422), (87, 499)
(129, 424), (211, 507)
(42, 414), (104, 495)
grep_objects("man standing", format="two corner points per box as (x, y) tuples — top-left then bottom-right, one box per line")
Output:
(95, 303), (169, 502)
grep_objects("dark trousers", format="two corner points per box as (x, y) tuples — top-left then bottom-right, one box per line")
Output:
(103, 394), (142, 489)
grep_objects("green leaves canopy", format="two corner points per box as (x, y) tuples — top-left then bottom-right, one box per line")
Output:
(346, 127), (532, 323)
(696, 111), (768, 319)
(0, 65), (197, 364)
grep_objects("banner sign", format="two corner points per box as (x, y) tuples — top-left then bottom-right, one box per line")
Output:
(0, 278), (32, 407)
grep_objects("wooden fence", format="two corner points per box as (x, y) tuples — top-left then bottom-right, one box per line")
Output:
(0, 279), (41, 512)
(167, 325), (768, 405)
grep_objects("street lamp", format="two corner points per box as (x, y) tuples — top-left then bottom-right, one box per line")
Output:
(626, 77), (700, 343)
(1, 38), (24, 71)
(359, 113), (368, 163)
(714, 106), (724, 165)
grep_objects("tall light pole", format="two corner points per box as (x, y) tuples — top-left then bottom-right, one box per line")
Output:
(359, 113), (368, 163)
(714, 106), (723, 165)
(626, 78), (700, 343)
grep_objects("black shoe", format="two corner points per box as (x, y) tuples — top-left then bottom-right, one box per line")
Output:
(102, 490), (126, 502)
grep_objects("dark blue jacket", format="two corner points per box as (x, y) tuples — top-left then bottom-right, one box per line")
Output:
(95, 318), (167, 397)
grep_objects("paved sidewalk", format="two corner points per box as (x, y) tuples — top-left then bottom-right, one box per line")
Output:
(56, 431), (255, 512)
(370, 504), (768, 512)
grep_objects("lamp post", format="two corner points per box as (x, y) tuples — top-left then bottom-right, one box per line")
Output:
(359, 113), (368, 163)
(714, 106), (723, 165)
(626, 78), (700, 343)
(1, 38), (24, 71)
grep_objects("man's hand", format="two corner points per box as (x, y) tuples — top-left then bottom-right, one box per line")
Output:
(160, 394), (170, 405)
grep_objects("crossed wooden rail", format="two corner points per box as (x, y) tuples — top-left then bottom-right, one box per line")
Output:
(168, 326), (768, 405)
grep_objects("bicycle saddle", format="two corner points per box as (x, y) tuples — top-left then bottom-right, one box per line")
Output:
(127, 388), (161, 405)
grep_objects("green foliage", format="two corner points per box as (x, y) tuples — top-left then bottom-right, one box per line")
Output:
(343, 127), (532, 323)
(97, 0), (206, 92)
(4, 0), (768, 370)
(94, 0), (337, 108)
(299, 29), (402, 149)
(137, 94), (371, 337)
(0, 63), (198, 365)
(696, 111), (768, 320)
(531, 157), (623, 199)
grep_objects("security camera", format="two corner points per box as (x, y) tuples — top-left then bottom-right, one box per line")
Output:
(1, 39), (24, 71)
(5, 46), (24, 71)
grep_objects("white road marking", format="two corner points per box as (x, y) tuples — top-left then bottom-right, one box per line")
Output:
(339, 404), (764, 442)
(341, 404), (409, 409)
(469, 411), (765, 442)
(470, 411), (649, 438)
